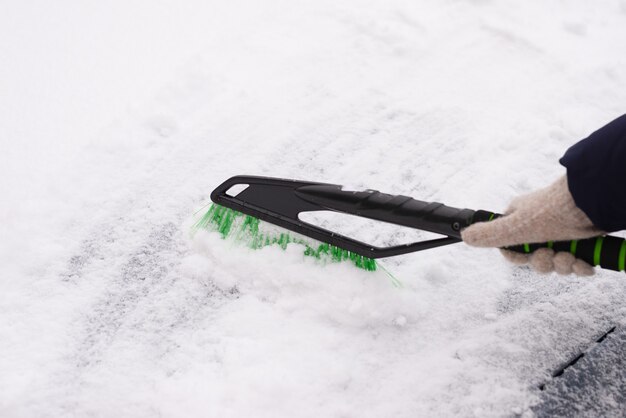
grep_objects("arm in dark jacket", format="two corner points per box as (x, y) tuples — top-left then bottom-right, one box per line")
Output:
(560, 114), (626, 232)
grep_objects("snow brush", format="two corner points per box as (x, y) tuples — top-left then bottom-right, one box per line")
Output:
(197, 175), (626, 273)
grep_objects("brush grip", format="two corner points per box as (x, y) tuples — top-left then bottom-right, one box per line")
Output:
(296, 185), (476, 238)
(472, 210), (626, 272)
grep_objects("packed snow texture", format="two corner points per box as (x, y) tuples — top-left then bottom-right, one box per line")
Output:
(2, 0), (626, 416)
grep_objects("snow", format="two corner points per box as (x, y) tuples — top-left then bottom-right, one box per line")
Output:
(1, 0), (626, 416)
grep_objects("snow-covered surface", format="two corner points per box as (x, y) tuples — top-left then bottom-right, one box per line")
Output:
(2, 0), (626, 416)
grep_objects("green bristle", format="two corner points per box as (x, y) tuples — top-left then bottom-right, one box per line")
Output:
(193, 204), (377, 271)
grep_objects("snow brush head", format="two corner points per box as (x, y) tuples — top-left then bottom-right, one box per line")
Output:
(192, 204), (377, 271)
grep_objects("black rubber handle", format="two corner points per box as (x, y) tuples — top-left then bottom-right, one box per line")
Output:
(472, 210), (626, 272)
(295, 184), (475, 238)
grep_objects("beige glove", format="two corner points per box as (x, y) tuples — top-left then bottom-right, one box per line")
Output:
(461, 176), (605, 276)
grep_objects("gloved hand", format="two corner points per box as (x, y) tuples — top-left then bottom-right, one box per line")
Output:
(461, 176), (605, 276)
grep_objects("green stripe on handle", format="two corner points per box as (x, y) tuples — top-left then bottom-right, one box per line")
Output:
(593, 237), (604, 266)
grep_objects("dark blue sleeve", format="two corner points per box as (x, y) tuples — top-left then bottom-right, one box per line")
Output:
(559, 114), (626, 232)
